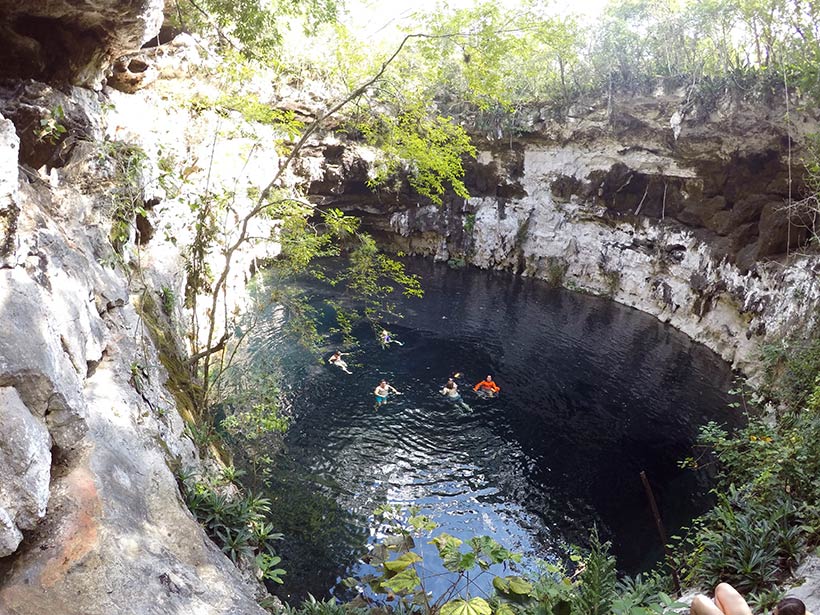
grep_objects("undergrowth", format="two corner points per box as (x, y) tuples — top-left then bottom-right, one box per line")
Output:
(178, 468), (287, 585)
(670, 327), (820, 608)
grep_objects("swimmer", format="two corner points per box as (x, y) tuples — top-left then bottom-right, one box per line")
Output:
(374, 379), (400, 408)
(379, 329), (404, 347)
(328, 351), (352, 374)
(473, 375), (500, 398)
(441, 377), (472, 411)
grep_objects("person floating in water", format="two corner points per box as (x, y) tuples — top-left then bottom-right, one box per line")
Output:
(374, 379), (400, 408)
(328, 350), (352, 374)
(379, 329), (404, 347)
(441, 377), (471, 411)
(473, 375), (501, 398)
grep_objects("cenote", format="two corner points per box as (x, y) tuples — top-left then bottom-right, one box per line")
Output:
(241, 259), (737, 602)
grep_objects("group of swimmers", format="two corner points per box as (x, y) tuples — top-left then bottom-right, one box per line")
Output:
(370, 374), (500, 410)
(327, 327), (502, 409)
(327, 330), (403, 374)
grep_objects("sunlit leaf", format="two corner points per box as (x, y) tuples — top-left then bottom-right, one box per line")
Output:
(441, 597), (492, 615)
(380, 568), (421, 594)
(383, 551), (422, 573)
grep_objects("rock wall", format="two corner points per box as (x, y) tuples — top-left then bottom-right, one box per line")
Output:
(0, 0), (164, 87)
(0, 106), (268, 613)
(0, 3), (276, 612)
(305, 92), (820, 372)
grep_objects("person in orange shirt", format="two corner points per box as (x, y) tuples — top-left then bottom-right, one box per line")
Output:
(473, 375), (500, 398)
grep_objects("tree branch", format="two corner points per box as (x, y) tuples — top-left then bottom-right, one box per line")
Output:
(189, 331), (230, 366)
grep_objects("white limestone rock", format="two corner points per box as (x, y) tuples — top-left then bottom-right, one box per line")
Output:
(0, 113), (19, 267)
(0, 387), (51, 556)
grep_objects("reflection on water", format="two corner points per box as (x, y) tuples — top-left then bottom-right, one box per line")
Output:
(245, 259), (737, 601)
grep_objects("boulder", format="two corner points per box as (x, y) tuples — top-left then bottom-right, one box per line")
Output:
(0, 387), (51, 556)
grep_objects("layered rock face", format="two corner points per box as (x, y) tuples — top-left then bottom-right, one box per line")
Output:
(0, 2), (272, 612)
(304, 94), (820, 371)
(0, 0), (164, 86)
(0, 109), (267, 614)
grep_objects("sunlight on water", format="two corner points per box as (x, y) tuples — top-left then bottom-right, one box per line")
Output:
(243, 259), (737, 601)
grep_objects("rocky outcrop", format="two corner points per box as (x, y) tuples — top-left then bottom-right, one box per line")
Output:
(0, 0), (164, 87)
(0, 388), (50, 557)
(304, 92), (820, 372)
(0, 80), (268, 613)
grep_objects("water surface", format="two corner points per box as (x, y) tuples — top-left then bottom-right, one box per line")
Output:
(248, 260), (736, 601)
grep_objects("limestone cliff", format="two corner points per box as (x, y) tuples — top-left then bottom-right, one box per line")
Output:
(302, 93), (820, 372)
(0, 2), (270, 614)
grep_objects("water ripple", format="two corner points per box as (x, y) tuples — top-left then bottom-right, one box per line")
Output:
(249, 259), (738, 601)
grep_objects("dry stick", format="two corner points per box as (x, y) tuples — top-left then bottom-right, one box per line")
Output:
(784, 60), (792, 257)
(640, 471), (681, 594)
(634, 184), (650, 216)
(661, 181), (668, 220)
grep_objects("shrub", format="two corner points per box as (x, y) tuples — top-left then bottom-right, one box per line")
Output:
(179, 471), (285, 583)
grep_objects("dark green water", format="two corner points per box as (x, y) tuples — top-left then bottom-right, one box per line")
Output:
(246, 259), (736, 602)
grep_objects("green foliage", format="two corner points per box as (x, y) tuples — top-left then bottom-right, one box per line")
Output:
(281, 595), (367, 615)
(340, 508), (686, 615)
(355, 105), (476, 205)
(97, 140), (148, 252)
(220, 371), (291, 441)
(160, 286), (176, 316)
(255, 200), (423, 351)
(762, 335), (820, 410)
(575, 527), (617, 615)
(179, 470), (285, 581)
(464, 213), (476, 234)
(192, 91), (305, 138)
(673, 328), (820, 596)
(674, 488), (805, 594)
(545, 257), (568, 288)
(412, 2), (586, 111)
(182, 192), (221, 308)
(348, 505), (526, 615)
(172, 0), (341, 61)
(34, 105), (67, 144)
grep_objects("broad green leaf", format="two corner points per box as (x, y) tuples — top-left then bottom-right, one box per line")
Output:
(431, 533), (463, 551)
(383, 533), (414, 551)
(409, 514), (438, 532)
(495, 602), (517, 615)
(432, 533), (466, 571)
(383, 551), (422, 572)
(380, 568), (421, 594)
(458, 551), (477, 571)
(441, 597), (492, 615)
(508, 576), (533, 595)
(493, 576), (533, 596)
(368, 544), (389, 564)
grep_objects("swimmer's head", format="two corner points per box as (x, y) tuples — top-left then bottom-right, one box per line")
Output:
(486, 375), (493, 381)
(380, 379), (387, 385)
